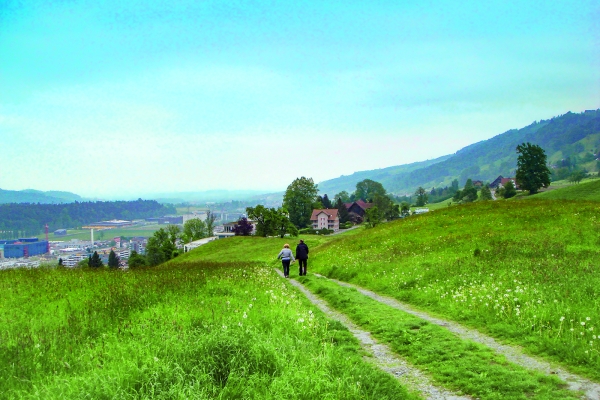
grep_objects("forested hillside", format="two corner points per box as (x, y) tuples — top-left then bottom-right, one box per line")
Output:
(0, 189), (83, 204)
(0, 200), (176, 238)
(318, 109), (600, 195)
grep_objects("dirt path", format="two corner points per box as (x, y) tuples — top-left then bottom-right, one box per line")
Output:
(275, 269), (470, 400)
(314, 274), (600, 400)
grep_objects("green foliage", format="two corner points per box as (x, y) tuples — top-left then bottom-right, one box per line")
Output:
(516, 142), (551, 194)
(0, 263), (416, 399)
(283, 177), (319, 228)
(57, 258), (63, 266)
(568, 170), (587, 184)
(181, 217), (208, 243)
(364, 206), (381, 228)
(479, 185), (493, 201)
(503, 180), (517, 198)
(246, 206), (296, 238)
(127, 250), (146, 268)
(145, 228), (176, 266)
(354, 179), (387, 201)
(400, 202), (410, 217)
(108, 250), (120, 268)
(272, 208), (299, 238)
(205, 210), (217, 236)
(335, 198), (351, 224)
(414, 187), (428, 206)
(89, 251), (103, 268)
(333, 190), (350, 203)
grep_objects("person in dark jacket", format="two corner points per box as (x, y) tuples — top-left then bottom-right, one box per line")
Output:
(295, 239), (309, 276)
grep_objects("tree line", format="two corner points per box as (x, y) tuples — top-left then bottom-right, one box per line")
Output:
(0, 199), (176, 238)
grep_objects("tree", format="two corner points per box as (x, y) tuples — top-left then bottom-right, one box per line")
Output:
(58, 257), (63, 266)
(166, 224), (181, 246)
(205, 210), (217, 236)
(414, 187), (428, 207)
(128, 250), (146, 268)
(321, 194), (333, 209)
(272, 208), (299, 238)
(246, 205), (276, 237)
(182, 218), (207, 243)
(568, 170), (586, 184)
(354, 179), (386, 201)
(283, 177), (319, 228)
(108, 250), (120, 268)
(372, 193), (400, 221)
(364, 206), (381, 228)
(89, 251), (103, 268)
(480, 185), (493, 201)
(503, 180), (517, 199)
(232, 217), (254, 236)
(335, 198), (351, 224)
(145, 228), (176, 266)
(516, 142), (551, 194)
(461, 179), (478, 203)
(334, 191), (350, 203)
(400, 202), (410, 217)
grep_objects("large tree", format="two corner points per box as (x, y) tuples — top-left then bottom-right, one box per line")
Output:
(145, 228), (177, 266)
(205, 210), (217, 236)
(516, 142), (551, 194)
(414, 187), (428, 207)
(334, 191), (350, 203)
(181, 218), (207, 243)
(89, 251), (103, 268)
(246, 205), (276, 237)
(283, 177), (319, 228)
(272, 208), (299, 238)
(354, 179), (386, 201)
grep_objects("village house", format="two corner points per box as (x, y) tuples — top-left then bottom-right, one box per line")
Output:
(490, 176), (518, 189)
(310, 209), (340, 232)
(344, 200), (373, 217)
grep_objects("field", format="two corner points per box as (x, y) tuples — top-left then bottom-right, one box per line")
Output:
(3, 188), (600, 397)
(0, 261), (417, 399)
(528, 178), (600, 201)
(39, 224), (165, 242)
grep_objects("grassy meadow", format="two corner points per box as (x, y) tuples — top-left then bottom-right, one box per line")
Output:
(0, 260), (417, 399)
(179, 199), (600, 380)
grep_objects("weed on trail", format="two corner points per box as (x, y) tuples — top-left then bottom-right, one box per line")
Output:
(310, 200), (600, 380)
(301, 275), (579, 400)
(0, 262), (418, 399)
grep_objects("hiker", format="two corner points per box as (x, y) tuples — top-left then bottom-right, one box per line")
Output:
(277, 243), (295, 278)
(295, 239), (309, 276)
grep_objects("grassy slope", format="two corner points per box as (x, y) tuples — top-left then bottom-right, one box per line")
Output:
(528, 178), (600, 201)
(183, 198), (600, 381)
(0, 261), (417, 399)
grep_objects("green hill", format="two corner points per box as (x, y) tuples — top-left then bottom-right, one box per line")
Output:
(528, 178), (600, 201)
(180, 199), (600, 380)
(0, 188), (83, 204)
(318, 109), (600, 195)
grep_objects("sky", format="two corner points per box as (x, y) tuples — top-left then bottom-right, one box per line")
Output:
(1, 0), (599, 198)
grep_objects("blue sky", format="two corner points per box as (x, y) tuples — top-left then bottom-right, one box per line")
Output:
(1, 0), (598, 198)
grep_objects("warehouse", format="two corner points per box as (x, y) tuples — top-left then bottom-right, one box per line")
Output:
(3, 239), (49, 258)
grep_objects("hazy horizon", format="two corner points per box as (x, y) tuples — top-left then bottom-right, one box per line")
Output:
(2, 1), (599, 197)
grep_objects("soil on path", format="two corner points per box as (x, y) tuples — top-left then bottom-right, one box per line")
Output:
(314, 274), (600, 400)
(275, 269), (470, 400)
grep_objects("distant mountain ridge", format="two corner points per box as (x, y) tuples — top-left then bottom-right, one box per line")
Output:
(0, 188), (84, 204)
(318, 109), (600, 195)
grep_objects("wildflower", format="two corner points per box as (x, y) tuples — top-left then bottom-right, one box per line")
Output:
(581, 322), (586, 326)
(154, 357), (159, 362)
(298, 318), (305, 323)
(243, 312), (248, 319)
(586, 317), (591, 321)
(222, 325), (227, 330)
(560, 316), (565, 322)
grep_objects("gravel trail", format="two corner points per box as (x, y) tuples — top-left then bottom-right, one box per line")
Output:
(314, 274), (600, 400)
(275, 269), (471, 400)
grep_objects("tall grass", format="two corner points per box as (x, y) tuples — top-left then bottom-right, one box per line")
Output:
(0, 262), (417, 399)
(309, 199), (600, 379)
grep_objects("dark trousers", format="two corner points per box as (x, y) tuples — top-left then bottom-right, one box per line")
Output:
(282, 259), (291, 277)
(298, 259), (307, 276)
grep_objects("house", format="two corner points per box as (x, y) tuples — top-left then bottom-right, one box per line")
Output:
(310, 209), (340, 232)
(472, 180), (484, 188)
(499, 178), (518, 189)
(489, 176), (504, 189)
(344, 200), (373, 217)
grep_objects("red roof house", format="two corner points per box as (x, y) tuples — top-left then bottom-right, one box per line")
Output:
(310, 209), (340, 232)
